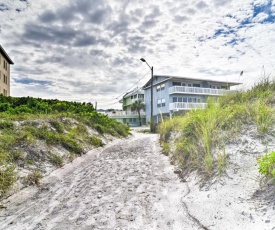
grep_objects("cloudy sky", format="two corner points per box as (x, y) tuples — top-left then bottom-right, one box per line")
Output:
(0, 0), (275, 109)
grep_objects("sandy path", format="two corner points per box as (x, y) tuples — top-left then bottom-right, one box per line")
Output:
(0, 132), (199, 230)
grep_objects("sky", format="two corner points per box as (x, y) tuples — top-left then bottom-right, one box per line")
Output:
(0, 0), (275, 109)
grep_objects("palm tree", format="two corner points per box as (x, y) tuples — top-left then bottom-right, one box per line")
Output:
(131, 100), (145, 126)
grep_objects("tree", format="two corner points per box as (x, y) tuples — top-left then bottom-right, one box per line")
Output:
(131, 100), (145, 126)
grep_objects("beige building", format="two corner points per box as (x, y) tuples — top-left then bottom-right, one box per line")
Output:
(0, 45), (14, 96)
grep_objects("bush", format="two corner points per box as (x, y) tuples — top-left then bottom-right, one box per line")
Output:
(24, 170), (43, 185)
(50, 120), (65, 133)
(0, 120), (14, 130)
(60, 136), (83, 154)
(162, 142), (170, 156)
(258, 151), (275, 179)
(0, 164), (16, 197)
(94, 124), (105, 134)
(90, 136), (104, 147)
(49, 153), (64, 167)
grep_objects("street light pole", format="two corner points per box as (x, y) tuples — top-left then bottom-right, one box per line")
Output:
(140, 58), (154, 132)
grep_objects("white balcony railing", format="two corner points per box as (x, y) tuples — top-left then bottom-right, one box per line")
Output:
(107, 111), (146, 117)
(169, 86), (229, 95)
(169, 102), (207, 111)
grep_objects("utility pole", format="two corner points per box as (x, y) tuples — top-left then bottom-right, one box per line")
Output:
(140, 58), (154, 132)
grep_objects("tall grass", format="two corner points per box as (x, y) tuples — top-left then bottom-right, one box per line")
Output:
(158, 78), (275, 177)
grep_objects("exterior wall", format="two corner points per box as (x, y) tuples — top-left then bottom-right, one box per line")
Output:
(144, 80), (170, 122)
(0, 53), (10, 96)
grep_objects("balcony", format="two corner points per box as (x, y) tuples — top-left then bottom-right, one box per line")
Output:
(169, 102), (207, 111)
(123, 98), (144, 107)
(107, 111), (146, 117)
(132, 98), (144, 103)
(169, 86), (229, 96)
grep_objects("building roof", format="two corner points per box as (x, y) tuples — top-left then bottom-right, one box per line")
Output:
(143, 75), (242, 89)
(0, 45), (14, 64)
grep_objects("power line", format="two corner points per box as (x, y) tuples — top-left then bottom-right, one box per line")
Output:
(96, 70), (150, 106)
(115, 70), (150, 100)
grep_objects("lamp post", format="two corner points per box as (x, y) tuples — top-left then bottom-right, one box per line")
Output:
(140, 58), (154, 132)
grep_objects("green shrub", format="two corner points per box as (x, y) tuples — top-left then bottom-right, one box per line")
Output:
(60, 136), (83, 154)
(253, 101), (274, 135)
(162, 142), (170, 156)
(50, 120), (65, 133)
(49, 153), (64, 167)
(24, 170), (43, 185)
(0, 164), (16, 197)
(258, 151), (275, 179)
(75, 123), (88, 134)
(90, 136), (104, 147)
(11, 151), (23, 161)
(45, 132), (61, 145)
(0, 120), (14, 130)
(94, 124), (105, 134)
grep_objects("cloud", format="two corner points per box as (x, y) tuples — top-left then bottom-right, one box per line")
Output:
(0, 3), (9, 11)
(1, 0), (275, 109)
(196, 1), (209, 10)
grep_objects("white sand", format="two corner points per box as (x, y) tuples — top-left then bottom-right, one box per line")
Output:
(1, 126), (274, 230)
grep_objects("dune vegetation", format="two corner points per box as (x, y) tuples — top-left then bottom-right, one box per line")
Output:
(158, 78), (275, 180)
(0, 96), (129, 198)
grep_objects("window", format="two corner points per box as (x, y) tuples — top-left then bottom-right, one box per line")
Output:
(193, 83), (200, 87)
(173, 82), (181, 86)
(188, 98), (192, 102)
(188, 83), (192, 87)
(178, 97), (183, 102)
(3, 60), (7, 70)
(157, 99), (165, 107)
(182, 83), (186, 86)
(161, 84), (165, 90)
(3, 75), (7, 84)
(182, 97), (187, 102)
(161, 99), (165, 107)
(157, 99), (161, 107)
(3, 89), (7, 96)
(173, 97), (177, 103)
